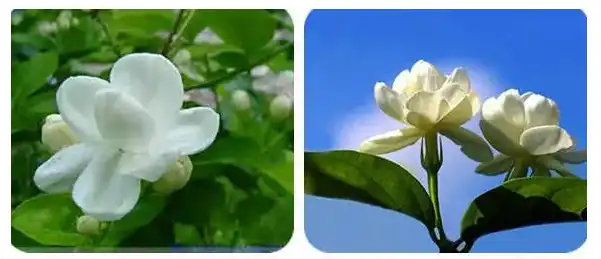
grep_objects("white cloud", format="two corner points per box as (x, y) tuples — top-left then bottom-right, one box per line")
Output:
(330, 61), (507, 237)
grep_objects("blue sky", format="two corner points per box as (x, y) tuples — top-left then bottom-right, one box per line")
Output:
(303, 9), (587, 253)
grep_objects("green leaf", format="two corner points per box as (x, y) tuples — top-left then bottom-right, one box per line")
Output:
(193, 137), (293, 193)
(305, 150), (435, 229)
(107, 10), (175, 37)
(236, 194), (293, 246)
(99, 194), (167, 246)
(174, 223), (203, 245)
(196, 10), (276, 54)
(461, 177), (586, 244)
(11, 51), (59, 104)
(180, 10), (207, 42)
(11, 33), (55, 50)
(211, 50), (250, 69)
(11, 194), (91, 246)
(55, 16), (102, 55)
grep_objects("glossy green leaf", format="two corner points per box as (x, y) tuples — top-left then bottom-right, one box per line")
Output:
(193, 137), (293, 193)
(11, 194), (91, 246)
(11, 51), (59, 104)
(55, 16), (102, 55)
(174, 223), (203, 245)
(305, 150), (435, 229)
(461, 177), (586, 244)
(98, 194), (167, 246)
(107, 10), (175, 37)
(196, 10), (276, 54)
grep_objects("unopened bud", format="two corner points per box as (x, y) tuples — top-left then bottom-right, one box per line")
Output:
(153, 156), (193, 194)
(76, 215), (106, 236)
(232, 90), (251, 111)
(270, 95), (293, 119)
(41, 114), (78, 153)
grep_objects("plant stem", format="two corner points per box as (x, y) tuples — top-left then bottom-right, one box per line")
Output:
(188, 42), (293, 90)
(422, 132), (453, 251)
(507, 158), (528, 181)
(90, 10), (122, 57)
(162, 10), (187, 56)
(166, 10), (196, 57)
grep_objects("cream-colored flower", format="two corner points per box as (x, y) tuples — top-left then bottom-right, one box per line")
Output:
(359, 60), (492, 162)
(477, 89), (586, 176)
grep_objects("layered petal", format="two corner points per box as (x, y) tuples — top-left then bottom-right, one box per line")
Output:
(555, 149), (587, 164)
(437, 95), (474, 128)
(57, 76), (110, 142)
(497, 89), (526, 130)
(93, 89), (155, 152)
(392, 70), (419, 96)
(520, 125), (573, 156)
(164, 107), (220, 156)
(468, 91), (481, 116)
(358, 127), (423, 154)
(479, 120), (527, 156)
(72, 149), (141, 221)
(405, 91), (443, 129)
(475, 154), (513, 175)
(109, 53), (184, 132)
(522, 93), (559, 128)
(374, 83), (406, 122)
(481, 91), (524, 145)
(440, 127), (493, 162)
(116, 151), (179, 182)
(444, 67), (470, 92)
(33, 144), (93, 193)
(410, 60), (445, 91)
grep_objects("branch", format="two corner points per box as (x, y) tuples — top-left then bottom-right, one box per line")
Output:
(90, 10), (122, 57)
(187, 42), (293, 89)
(161, 10), (186, 56)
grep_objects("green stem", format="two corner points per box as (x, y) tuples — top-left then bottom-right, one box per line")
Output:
(422, 132), (452, 250)
(187, 42), (293, 89)
(161, 9), (186, 56)
(166, 10), (196, 58)
(507, 159), (528, 181)
(90, 10), (122, 57)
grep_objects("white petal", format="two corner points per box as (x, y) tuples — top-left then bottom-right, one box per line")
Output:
(555, 149), (587, 164)
(498, 89), (526, 129)
(520, 125), (574, 156)
(437, 95), (473, 127)
(438, 83), (466, 106)
(392, 70), (418, 96)
(110, 53), (184, 132)
(410, 60), (445, 91)
(475, 154), (513, 175)
(440, 127), (493, 162)
(405, 91), (443, 129)
(374, 82), (406, 122)
(117, 151), (178, 182)
(33, 144), (93, 193)
(57, 76), (110, 142)
(444, 68), (470, 92)
(479, 119), (527, 157)
(481, 94), (522, 145)
(358, 127), (423, 154)
(468, 91), (481, 116)
(164, 107), (220, 156)
(93, 89), (155, 152)
(72, 149), (140, 221)
(523, 93), (559, 128)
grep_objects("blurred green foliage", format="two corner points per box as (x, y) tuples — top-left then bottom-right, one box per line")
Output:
(11, 9), (294, 251)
